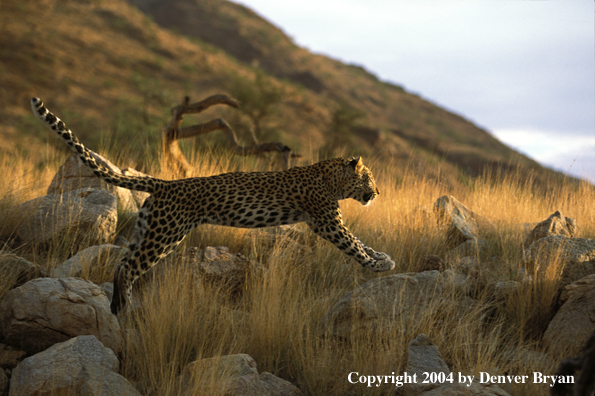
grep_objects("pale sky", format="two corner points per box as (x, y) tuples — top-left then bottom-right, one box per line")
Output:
(234, 0), (595, 182)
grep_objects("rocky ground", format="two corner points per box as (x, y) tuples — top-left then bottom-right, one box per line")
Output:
(0, 153), (593, 395)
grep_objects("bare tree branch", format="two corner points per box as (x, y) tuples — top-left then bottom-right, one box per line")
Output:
(162, 95), (300, 177)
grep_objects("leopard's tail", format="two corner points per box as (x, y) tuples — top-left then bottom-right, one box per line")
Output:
(31, 97), (160, 194)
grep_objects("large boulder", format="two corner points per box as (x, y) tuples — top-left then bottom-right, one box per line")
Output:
(16, 188), (117, 248)
(121, 167), (151, 208)
(489, 281), (522, 302)
(433, 195), (496, 248)
(522, 236), (595, 290)
(8, 335), (139, 396)
(48, 153), (138, 212)
(0, 343), (26, 370)
(51, 244), (127, 279)
(0, 252), (40, 291)
(500, 347), (553, 373)
(178, 353), (302, 396)
(524, 210), (578, 247)
(402, 334), (450, 396)
(319, 271), (443, 339)
(549, 328), (595, 396)
(415, 255), (445, 272)
(543, 274), (595, 357)
(399, 334), (511, 396)
(0, 369), (7, 396)
(0, 278), (121, 355)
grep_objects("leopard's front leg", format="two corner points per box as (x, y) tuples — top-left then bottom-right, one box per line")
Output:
(354, 236), (393, 265)
(355, 242), (395, 272)
(307, 213), (394, 272)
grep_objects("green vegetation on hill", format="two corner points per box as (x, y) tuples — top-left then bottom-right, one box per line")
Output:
(0, 0), (577, 189)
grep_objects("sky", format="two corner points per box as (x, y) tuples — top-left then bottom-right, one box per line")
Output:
(234, 0), (595, 182)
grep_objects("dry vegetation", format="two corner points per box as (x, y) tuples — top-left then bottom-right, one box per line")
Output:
(1, 143), (593, 396)
(1, 2), (592, 394)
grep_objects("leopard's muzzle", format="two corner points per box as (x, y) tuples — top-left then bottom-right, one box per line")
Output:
(363, 187), (380, 205)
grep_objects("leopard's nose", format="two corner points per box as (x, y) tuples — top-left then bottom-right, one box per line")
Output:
(375, 187), (380, 195)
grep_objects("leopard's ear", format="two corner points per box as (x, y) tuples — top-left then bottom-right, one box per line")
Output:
(348, 156), (363, 170)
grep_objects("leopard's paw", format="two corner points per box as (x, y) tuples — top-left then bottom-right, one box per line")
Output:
(367, 255), (395, 272)
(370, 251), (391, 261)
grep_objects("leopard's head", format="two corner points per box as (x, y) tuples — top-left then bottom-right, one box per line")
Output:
(341, 157), (380, 206)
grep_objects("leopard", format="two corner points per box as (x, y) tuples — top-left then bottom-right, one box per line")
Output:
(31, 97), (395, 315)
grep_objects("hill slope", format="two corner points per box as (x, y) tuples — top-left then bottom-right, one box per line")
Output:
(0, 0), (564, 188)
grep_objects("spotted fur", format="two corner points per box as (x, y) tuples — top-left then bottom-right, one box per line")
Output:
(31, 97), (395, 314)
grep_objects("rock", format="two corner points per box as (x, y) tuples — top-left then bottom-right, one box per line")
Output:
(140, 246), (252, 292)
(543, 274), (595, 357)
(51, 244), (127, 279)
(182, 353), (257, 382)
(178, 353), (302, 396)
(319, 271), (442, 339)
(441, 269), (473, 296)
(522, 236), (595, 289)
(99, 282), (114, 302)
(121, 167), (151, 208)
(560, 274), (595, 303)
(454, 256), (519, 294)
(48, 153), (139, 212)
(490, 281), (522, 302)
(0, 252), (40, 291)
(433, 195), (497, 248)
(446, 239), (489, 259)
(500, 347), (553, 372)
(523, 236), (595, 269)
(402, 334), (450, 395)
(114, 235), (129, 247)
(518, 222), (538, 242)
(192, 246), (251, 288)
(454, 257), (482, 284)
(524, 210), (578, 247)
(257, 372), (303, 395)
(418, 382), (511, 395)
(549, 327), (595, 396)
(130, 250), (202, 305)
(0, 343), (26, 370)
(16, 188), (117, 249)
(415, 255), (445, 272)
(431, 257), (480, 297)
(0, 369), (7, 396)
(8, 335), (140, 396)
(0, 278), (121, 355)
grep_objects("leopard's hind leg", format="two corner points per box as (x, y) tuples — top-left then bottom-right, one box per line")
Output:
(110, 196), (194, 315)
(111, 196), (154, 314)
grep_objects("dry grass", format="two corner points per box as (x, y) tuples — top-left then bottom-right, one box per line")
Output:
(1, 146), (593, 396)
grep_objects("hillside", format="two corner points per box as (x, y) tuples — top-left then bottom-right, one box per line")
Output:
(1, 2), (594, 395)
(0, 0), (564, 188)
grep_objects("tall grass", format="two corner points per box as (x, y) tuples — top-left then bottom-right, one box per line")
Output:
(1, 145), (593, 396)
